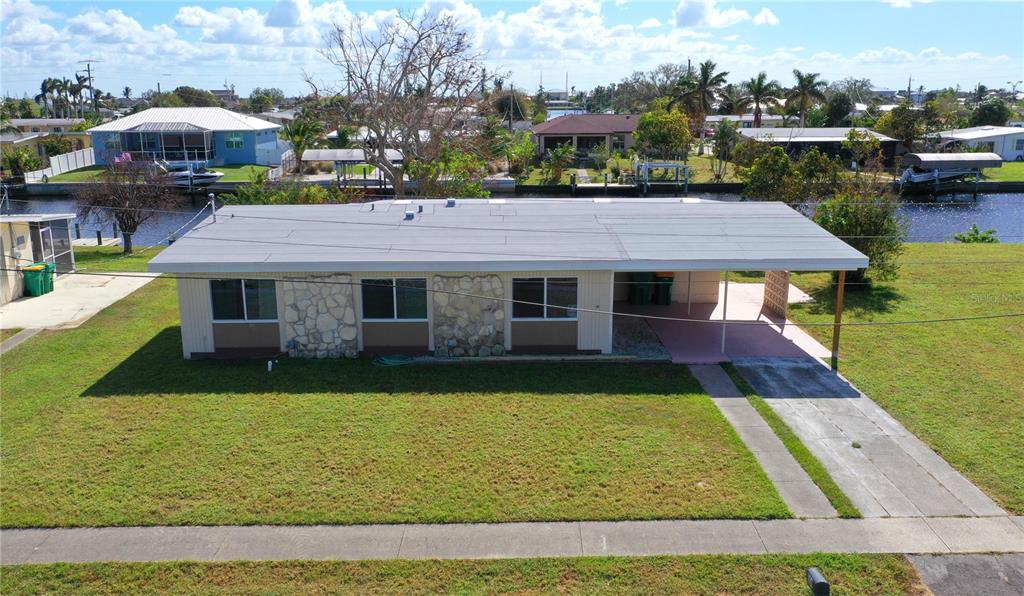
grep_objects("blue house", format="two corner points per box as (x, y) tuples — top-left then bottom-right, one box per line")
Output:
(88, 107), (285, 166)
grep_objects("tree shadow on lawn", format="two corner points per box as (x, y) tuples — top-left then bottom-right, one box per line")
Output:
(796, 282), (906, 318)
(82, 327), (701, 397)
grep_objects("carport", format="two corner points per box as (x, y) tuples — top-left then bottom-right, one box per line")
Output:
(607, 201), (867, 369)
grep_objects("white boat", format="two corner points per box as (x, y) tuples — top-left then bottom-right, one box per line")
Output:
(155, 161), (224, 187)
(897, 152), (1002, 189)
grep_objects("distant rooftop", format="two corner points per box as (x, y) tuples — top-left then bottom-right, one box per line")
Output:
(532, 114), (639, 135)
(10, 118), (84, 127)
(88, 107), (279, 133)
(937, 126), (1024, 140)
(739, 127), (894, 143)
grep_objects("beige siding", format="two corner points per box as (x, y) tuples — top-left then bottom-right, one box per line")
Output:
(1, 222), (31, 305)
(671, 271), (721, 303)
(497, 270), (613, 354)
(175, 272), (288, 359)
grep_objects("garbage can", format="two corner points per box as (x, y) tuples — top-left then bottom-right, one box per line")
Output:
(653, 272), (675, 305)
(21, 264), (47, 297)
(42, 262), (56, 293)
(629, 272), (656, 305)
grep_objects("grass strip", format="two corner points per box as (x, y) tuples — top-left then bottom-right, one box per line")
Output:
(0, 554), (924, 595)
(722, 363), (861, 518)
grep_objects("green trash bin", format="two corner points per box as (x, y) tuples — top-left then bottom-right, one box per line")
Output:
(629, 273), (656, 305)
(653, 273), (674, 305)
(22, 264), (47, 297)
(42, 262), (56, 293)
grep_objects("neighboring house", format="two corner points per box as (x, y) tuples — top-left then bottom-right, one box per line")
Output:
(1, 132), (46, 159)
(738, 127), (898, 162)
(87, 107), (284, 166)
(935, 126), (1024, 161)
(0, 213), (76, 305)
(255, 108), (299, 126)
(531, 114), (639, 155)
(5, 118), (91, 154)
(706, 114), (786, 129)
(210, 89), (240, 107)
(546, 108), (587, 121)
(148, 198), (867, 360)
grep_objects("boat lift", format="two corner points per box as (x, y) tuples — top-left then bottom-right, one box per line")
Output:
(897, 152), (1002, 198)
(634, 159), (689, 196)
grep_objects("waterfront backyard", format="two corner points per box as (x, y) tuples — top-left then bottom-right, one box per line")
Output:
(48, 164), (271, 183)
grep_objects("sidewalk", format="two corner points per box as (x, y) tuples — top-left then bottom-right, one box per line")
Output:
(3, 517), (1023, 564)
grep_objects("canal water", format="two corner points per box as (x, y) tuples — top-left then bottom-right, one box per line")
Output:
(7, 193), (1023, 245)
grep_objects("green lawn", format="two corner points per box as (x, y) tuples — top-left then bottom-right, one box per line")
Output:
(0, 278), (787, 527)
(0, 328), (22, 342)
(0, 555), (923, 595)
(73, 245), (164, 272)
(788, 243), (1024, 513)
(983, 161), (1024, 182)
(48, 164), (269, 183)
(722, 364), (861, 518)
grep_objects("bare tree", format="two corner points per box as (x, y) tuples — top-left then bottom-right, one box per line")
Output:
(322, 12), (488, 196)
(75, 163), (181, 254)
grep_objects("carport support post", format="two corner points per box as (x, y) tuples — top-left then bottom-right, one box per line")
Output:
(721, 271), (729, 353)
(831, 270), (846, 371)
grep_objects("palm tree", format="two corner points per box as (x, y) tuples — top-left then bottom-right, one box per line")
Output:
(717, 83), (750, 115)
(743, 72), (782, 128)
(786, 69), (827, 128)
(75, 73), (90, 117)
(35, 78), (55, 118)
(122, 86), (132, 102)
(688, 60), (729, 154)
(280, 119), (325, 173)
(667, 67), (698, 113)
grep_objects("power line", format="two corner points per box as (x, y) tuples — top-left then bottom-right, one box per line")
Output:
(3, 267), (1022, 329)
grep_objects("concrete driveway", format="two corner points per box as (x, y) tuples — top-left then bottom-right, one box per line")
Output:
(0, 272), (157, 330)
(732, 357), (1006, 519)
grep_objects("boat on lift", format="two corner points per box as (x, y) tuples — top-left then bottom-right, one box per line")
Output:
(155, 161), (224, 187)
(897, 152), (1002, 189)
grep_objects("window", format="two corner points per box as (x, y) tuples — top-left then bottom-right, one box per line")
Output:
(1015, 139), (1024, 151)
(361, 278), (428, 320)
(210, 279), (277, 321)
(225, 132), (244, 149)
(512, 277), (578, 319)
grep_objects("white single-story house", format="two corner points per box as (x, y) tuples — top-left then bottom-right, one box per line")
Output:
(935, 126), (1024, 161)
(739, 127), (898, 162)
(149, 199), (868, 364)
(87, 107), (285, 166)
(706, 114), (785, 129)
(1, 213), (76, 304)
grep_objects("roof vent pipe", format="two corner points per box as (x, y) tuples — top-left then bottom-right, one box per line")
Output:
(446, 198), (456, 208)
(418, 205), (424, 213)
(404, 210), (415, 220)
(369, 204), (374, 211)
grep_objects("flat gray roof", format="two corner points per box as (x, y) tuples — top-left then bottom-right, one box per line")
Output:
(1, 213), (76, 223)
(148, 199), (869, 274)
(739, 127), (895, 143)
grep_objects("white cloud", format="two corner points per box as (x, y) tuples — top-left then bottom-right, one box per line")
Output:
(638, 17), (661, 29)
(673, 0), (750, 29)
(2, 16), (59, 45)
(0, 0), (59, 22)
(881, 0), (933, 7)
(752, 7), (779, 26)
(734, 43), (753, 53)
(722, 33), (739, 41)
(175, 6), (285, 45)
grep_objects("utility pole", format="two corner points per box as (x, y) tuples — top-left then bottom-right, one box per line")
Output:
(507, 83), (514, 132)
(79, 59), (101, 114)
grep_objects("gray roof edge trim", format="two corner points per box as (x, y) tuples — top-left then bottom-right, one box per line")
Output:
(147, 257), (869, 274)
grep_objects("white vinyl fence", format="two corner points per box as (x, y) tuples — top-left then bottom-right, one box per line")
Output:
(267, 149), (295, 181)
(24, 148), (95, 182)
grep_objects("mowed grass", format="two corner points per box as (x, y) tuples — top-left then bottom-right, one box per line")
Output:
(788, 243), (1024, 513)
(1, 328), (22, 341)
(0, 280), (787, 528)
(984, 161), (1024, 182)
(48, 164), (269, 183)
(0, 555), (925, 595)
(73, 245), (164, 272)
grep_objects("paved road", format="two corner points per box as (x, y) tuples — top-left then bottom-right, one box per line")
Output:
(911, 554), (1024, 596)
(3, 517), (1023, 564)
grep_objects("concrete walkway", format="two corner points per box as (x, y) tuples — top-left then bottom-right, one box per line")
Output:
(910, 554), (1024, 596)
(3, 517), (1023, 564)
(690, 364), (837, 518)
(0, 272), (157, 330)
(733, 358), (1006, 518)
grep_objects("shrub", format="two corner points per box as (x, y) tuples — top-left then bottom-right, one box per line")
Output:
(954, 224), (999, 243)
(814, 191), (907, 283)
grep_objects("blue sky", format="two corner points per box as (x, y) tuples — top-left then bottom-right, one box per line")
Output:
(2, 0), (1021, 100)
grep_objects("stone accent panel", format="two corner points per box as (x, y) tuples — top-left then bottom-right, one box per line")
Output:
(281, 274), (359, 358)
(432, 274), (505, 357)
(763, 270), (790, 319)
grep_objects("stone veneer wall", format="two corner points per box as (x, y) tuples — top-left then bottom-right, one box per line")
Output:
(281, 274), (359, 358)
(762, 270), (790, 319)
(432, 274), (505, 357)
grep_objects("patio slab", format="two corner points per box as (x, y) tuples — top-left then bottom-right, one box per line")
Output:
(0, 272), (157, 330)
